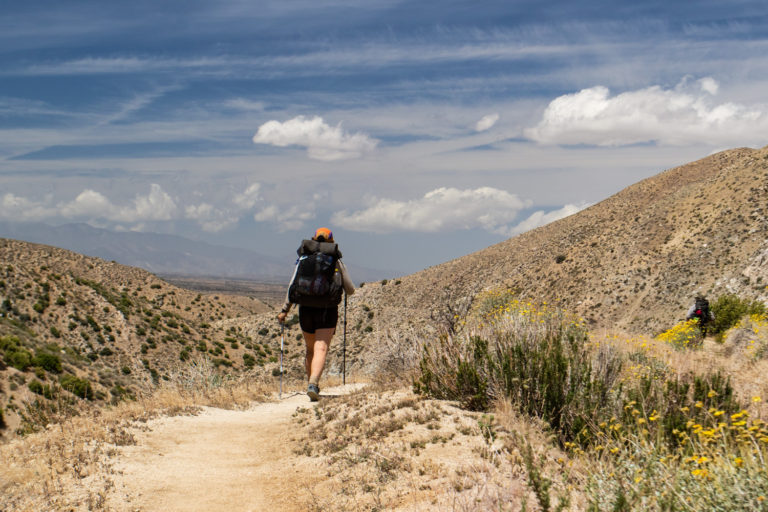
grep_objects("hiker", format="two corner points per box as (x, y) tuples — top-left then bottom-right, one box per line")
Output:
(686, 296), (714, 336)
(277, 227), (355, 401)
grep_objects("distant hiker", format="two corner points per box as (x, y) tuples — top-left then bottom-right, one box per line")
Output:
(277, 227), (355, 401)
(686, 296), (714, 336)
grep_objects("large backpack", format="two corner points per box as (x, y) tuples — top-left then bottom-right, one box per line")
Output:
(693, 297), (710, 324)
(288, 239), (344, 308)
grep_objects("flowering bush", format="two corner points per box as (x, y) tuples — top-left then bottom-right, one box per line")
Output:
(656, 319), (702, 348)
(416, 287), (768, 510)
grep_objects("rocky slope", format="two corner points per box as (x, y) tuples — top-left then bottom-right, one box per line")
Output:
(0, 239), (280, 438)
(349, 145), (768, 347)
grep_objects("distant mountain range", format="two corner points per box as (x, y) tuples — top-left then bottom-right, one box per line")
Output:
(0, 222), (386, 283)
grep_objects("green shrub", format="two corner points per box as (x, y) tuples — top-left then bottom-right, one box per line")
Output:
(110, 384), (134, 404)
(0, 334), (20, 351)
(243, 353), (256, 368)
(33, 351), (62, 373)
(711, 294), (766, 339)
(60, 375), (94, 400)
(86, 315), (100, 331)
(49, 326), (61, 338)
(416, 295), (744, 451)
(28, 379), (55, 399)
(7, 349), (33, 371)
(0, 408), (5, 429)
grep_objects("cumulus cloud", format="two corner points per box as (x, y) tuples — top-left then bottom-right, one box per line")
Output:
(232, 183), (261, 210)
(475, 113), (500, 132)
(130, 184), (177, 221)
(184, 183), (263, 231)
(0, 184), (177, 225)
(504, 203), (590, 237)
(185, 203), (239, 232)
(252, 115), (378, 161)
(0, 193), (56, 221)
(253, 204), (315, 231)
(59, 190), (113, 218)
(525, 77), (768, 146)
(332, 187), (531, 234)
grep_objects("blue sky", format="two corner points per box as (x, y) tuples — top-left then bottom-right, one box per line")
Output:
(2, 1), (768, 276)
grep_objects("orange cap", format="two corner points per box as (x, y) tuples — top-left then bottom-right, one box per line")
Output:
(313, 227), (333, 242)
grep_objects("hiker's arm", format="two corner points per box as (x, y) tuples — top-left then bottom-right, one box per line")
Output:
(339, 260), (355, 296)
(278, 263), (299, 323)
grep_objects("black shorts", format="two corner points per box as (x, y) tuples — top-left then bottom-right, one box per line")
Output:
(298, 306), (338, 334)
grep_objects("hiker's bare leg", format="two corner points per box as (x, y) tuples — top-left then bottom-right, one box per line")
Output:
(308, 327), (335, 384)
(303, 331), (315, 380)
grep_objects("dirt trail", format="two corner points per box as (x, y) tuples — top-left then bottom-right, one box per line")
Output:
(108, 384), (363, 511)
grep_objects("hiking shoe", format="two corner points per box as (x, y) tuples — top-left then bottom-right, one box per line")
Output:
(307, 383), (320, 402)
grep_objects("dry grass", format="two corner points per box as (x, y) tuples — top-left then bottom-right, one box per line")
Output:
(590, 329), (768, 418)
(289, 383), (584, 511)
(0, 357), (272, 511)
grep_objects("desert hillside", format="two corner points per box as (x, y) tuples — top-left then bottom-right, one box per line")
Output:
(350, 145), (768, 340)
(0, 239), (284, 438)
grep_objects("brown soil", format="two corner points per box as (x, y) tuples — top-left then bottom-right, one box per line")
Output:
(107, 384), (365, 511)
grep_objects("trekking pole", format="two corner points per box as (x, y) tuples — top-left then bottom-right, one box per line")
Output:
(343, 292), (347, 386)
(279, 323), (284, 399)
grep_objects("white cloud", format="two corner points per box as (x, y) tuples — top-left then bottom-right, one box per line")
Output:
(129, 184), (177, 222)
(504, 203), (590, 237)
(475, 113), (500, 132)
(232, 183), (261, 210)
(253, 204), (315, 231)
(525, 78), (768, 146)
(332, 187), (531, 234)
(0, 193), (56, 221)
(1, 184), (177, 225)
(185, 203), (238, 232)
(253, 115), (378, 161)
(698, 77), (719, 95)
(60, 189), (113, 218)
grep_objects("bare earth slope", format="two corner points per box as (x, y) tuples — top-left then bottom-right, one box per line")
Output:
(349, 145), (768, 343)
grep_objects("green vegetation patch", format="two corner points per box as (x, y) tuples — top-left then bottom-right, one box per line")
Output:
(60, 374), (94, 400)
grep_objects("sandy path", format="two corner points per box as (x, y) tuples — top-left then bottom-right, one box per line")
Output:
(108, 384), (362, 511)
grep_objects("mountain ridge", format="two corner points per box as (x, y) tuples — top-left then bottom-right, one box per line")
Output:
(349, 145), (768, 339)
